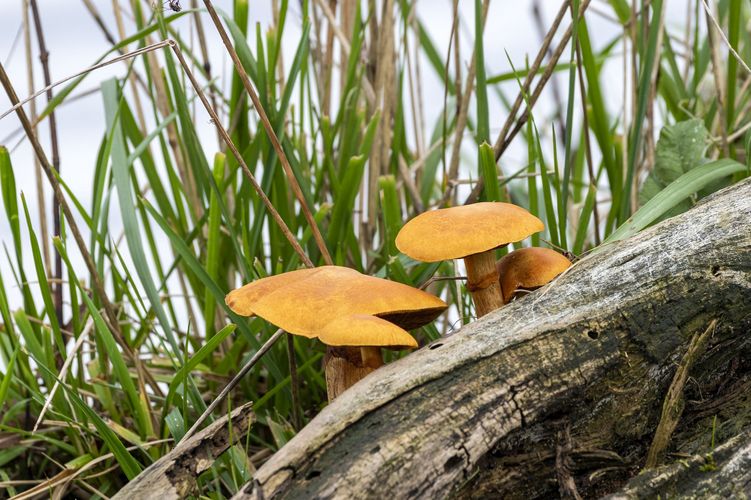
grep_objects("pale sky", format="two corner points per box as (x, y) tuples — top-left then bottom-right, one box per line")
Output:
(0, 1), (689, 310)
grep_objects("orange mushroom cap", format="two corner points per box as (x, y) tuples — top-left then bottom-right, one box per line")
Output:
(225, 266), (447, 347)
(395, 202), (544, 262)
(318, 315), (418, 349)
(496, 247), (572, 303)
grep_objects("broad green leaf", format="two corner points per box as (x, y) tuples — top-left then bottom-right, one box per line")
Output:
(649, 119), (709, 187)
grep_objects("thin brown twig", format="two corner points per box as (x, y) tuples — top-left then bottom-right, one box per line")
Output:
(184, 328), (284, 440)
(0, 40), (172, 120)
(0, 62), (160, 400)
(493, 0), (571, 159)
(532, 0), (567, 142)
(645, 319), (717, 468)
(81, 0), (150, 92)
(190, 0), (218, 117)
(28, 0), (63, 325)
(169, 40), (314, 268)
(81, 0), (118, 45)
(466, 0), (593, 205)
(701, 0), (751, 75)
(499, 0), (592, 153)
(201, 0), (332, 266)
(22, 0), (50, 274)
(397, 155), (425, 213)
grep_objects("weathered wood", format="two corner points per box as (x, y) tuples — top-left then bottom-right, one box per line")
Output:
(605, 427), (751, 499)
(113, 402), (254, 500)
(324, 346), (378, 401)
(234, 179), (751, 499)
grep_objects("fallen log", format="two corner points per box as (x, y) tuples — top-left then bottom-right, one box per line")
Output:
(113, 402), (254, 500)
(232, 178), (751, 499)
(605, 426), (751, 499)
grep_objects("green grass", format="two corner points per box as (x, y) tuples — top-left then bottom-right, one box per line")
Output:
(0, 0), (749, 497)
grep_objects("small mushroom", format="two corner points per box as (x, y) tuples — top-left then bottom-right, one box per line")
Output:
(395, 202), (543, 317)
(317, 314), (419, 400)
(225, 266), (447, 401)
(496, 247), (572, 304)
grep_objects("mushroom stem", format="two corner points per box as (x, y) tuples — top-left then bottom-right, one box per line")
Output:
(463, 250), (504, 317)
(324, 346), (381, 401)
(360, 346), (384, 369)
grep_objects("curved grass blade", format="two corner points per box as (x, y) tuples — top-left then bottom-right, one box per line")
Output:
(604, 159), (746, 244)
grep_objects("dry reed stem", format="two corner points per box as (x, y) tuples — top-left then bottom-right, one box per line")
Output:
(492, 0), (571, 158)
(403, 2), (423, 156)
(169, 40), (314, 267)
(202, 0), (332, 266)
(437, 0), (489, 208)
(29, 0), (63, 324)
(0, 41), (171, 120)
(366, 0), (397, 243)
(0, 62), (161, 402)
(409, 6), (426, 157)
(33, 318), (95, 432)
(465, 0), (593, 205)
(313, 0), (376, 104)
(532, 0), (567, 142)
(321, 0), (336, 117)
(22, 0), (51, 274)
(439, 0), (459, 197)
(128, 6), (203, 221)
(110, 0), (150, 134)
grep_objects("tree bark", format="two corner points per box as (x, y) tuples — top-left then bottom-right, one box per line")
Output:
(605, 427), (751, 498)
(113, 402), (254, 500)
(232, 179), (751, 499)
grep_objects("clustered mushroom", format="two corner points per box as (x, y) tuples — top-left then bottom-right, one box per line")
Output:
(225, 266), (447, 401)
(496, 247), (571, 304)
(397, 201), (572, 316)
(227, 203), (570, 402)
(395, 202), (543, 317)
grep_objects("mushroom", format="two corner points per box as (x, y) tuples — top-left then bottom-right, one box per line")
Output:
(496, 247), (572, 304)
(225, 266), (447, 401)
(395, 202), (543, 317)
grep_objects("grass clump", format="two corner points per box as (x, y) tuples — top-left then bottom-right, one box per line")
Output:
(0, 0), (749, 496)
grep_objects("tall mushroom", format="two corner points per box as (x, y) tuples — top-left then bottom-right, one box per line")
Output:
(496, 247), (572, 304)
(225, 266), (447, 401)
(395, 202), (543, 317)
